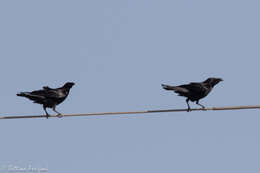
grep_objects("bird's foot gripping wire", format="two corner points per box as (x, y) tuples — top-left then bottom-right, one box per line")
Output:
(43, 106), (50, 119)
(186, 99), (191, 112)
(196, 101), (206, 111)
(52, 106), (63, 118)
(57, 113), (63, 118)
(199, 105), (206, 111)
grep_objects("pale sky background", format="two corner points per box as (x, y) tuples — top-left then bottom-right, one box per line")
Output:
(0, 0), (260, 172)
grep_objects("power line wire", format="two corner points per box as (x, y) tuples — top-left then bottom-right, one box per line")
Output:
(0, 105), (260, 120)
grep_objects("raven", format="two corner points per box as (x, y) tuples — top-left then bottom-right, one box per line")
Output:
(162, 78), (223, 111)
(17, 82), (75, 118)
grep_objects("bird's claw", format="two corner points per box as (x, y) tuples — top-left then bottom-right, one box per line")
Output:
(57, 113), (63, 118)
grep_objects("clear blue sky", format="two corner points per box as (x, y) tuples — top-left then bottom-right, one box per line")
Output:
(0, 0), (260, 172)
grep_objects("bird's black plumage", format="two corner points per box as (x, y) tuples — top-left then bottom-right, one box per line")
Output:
(17, 82), (75, 118)
(162, 78), (223, 111)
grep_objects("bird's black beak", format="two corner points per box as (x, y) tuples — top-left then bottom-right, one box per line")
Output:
(219, 78), (223, 82)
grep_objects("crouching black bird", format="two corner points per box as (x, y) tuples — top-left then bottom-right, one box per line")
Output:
(17, 82), (75, 118)
(162, 78), (223, 111)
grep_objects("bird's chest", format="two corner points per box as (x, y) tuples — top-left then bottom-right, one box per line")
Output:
(204, 87), (212, 96)
(56, 90), (68, 103)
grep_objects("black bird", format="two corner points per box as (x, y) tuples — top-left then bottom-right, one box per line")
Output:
(162, 78), (223, 111)
(17, 82), (75, 118)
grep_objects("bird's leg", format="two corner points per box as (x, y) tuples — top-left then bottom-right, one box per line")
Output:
(43, 106), (50, 119)
(186, 99), (191, 112)
(53, 105), (63, 118)
(196, 100), (205, 110)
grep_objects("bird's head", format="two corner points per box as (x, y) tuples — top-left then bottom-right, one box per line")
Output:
(203, 78), (223, 87)
(63, 82), (75, 89)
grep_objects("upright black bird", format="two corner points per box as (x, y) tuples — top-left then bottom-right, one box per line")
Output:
(17, 82), (75, 118)
(162, 78), (223, 111)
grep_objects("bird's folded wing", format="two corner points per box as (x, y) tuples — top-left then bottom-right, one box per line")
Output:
(44, 89), (65, 98)
(23, 92), (46, 99)
(31, 89), (62, 99)
(185, 82), (207, 93)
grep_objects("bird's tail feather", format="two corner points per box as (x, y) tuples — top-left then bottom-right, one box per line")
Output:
(162, 84), (188, 94)
(17, 92), (31, 97)
(17, 92), (44, 100)
(162, 84), (176, 90)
